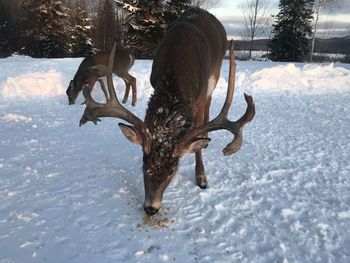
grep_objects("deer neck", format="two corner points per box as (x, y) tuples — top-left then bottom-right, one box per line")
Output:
(73, 68), (88, 90)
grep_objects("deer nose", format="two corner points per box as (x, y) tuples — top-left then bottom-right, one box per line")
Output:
(68, 98), (75, 105)
(144, 206), (159, 215)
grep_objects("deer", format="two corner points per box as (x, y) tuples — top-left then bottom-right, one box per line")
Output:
(79, 7), (255, 215)
(66, 46), (137, 106)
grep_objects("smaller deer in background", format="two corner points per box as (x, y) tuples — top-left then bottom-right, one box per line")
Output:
(66, 46), (136, 106)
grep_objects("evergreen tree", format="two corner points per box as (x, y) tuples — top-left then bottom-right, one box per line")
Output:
(19, 0), (70, 58)
(269, 0), (315, 62)
(0, 0), (20, 57)
(70, 0), (94, 57)
(116, 0), (167, 58)
(0, 0), (12, 57)
(164, 0), (192, 29)
(93, 0), (123, 52)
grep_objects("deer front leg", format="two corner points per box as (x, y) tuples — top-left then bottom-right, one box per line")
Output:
(195, 150), (207, 189)
(194, 98), (212, 189)
(195, 95), (213, 188)
(97, 79), (109, 99)
(82, 78), (97, 102)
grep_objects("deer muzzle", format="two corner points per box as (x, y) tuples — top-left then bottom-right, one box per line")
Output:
(143, 199), (161, 215)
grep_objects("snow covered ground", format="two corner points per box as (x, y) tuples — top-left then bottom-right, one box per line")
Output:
(0, 56), (350, 263)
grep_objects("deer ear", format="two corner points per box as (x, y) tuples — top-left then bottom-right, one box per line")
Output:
(118, 123), (143, 145)
(182, 138), (211, 154)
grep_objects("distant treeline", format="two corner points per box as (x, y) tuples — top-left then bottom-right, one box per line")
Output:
(235, 37), (350, 55)
(0, 0), (193, 58)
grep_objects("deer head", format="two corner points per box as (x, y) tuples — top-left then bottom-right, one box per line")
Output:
(66, 80), (79, 105)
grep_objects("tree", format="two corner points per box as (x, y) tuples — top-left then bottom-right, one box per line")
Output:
(116, 0), (167, 58)
(310, 0), (343, 59)
(269, 0), (315, 62)
(164, 0), (192, 28)
(70, 0), (94, 57)
(93, 0), (123, 52)
(19, 0), (70, 58)
(0, 0), (13, 57)
(310, 0), (323, 61)
(192, 0), (219, 9)
(0, 0), (21, 57)
(240, 0), (271, 59)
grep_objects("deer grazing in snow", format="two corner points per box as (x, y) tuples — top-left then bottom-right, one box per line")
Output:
(66, 46), (136, 106)
(79, 7), (255, 215)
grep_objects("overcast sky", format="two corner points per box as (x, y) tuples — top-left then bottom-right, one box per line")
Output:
(207, 0), (350, 38)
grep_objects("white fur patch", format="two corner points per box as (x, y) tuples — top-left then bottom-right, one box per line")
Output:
(207, 75), (217, 97)
(129, 54), (134, 69)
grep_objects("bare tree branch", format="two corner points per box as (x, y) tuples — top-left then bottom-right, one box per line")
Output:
(310, 0), (324, 61)
(240, 0), (271, 58)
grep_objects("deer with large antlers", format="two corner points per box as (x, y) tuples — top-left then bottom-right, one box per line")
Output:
(79, 7), (255, 215)
(66, 46), (136, 106)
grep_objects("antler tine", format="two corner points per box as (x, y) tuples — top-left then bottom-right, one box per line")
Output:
(176, 40), (255, 156)
(79, 43), (145, 130)
(219, 40), (236, 118)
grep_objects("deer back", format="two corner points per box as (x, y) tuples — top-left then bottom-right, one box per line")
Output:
(150, 7), (227, 101)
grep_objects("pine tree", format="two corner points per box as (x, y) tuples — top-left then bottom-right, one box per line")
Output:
(70, 0), (94, 57)
(19, 0), (70, 58)
(93, 0), (123, 52)
(0, 0), (20, 57)
(0, 0), (12, 57)
(116, 0), (167, 58)
(164, 0), (192, 29)
(269, 0), (315, 62)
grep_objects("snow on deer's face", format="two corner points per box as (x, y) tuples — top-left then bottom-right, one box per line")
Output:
(140, 91), (193, 215)
(142, 138), (180, 215)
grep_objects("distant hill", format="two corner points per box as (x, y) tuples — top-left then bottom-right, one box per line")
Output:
(234, 36), (350, 55)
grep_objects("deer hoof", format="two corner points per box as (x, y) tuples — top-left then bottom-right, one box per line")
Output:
(196, 175), (208, 189)
(199, 184), (207, 189)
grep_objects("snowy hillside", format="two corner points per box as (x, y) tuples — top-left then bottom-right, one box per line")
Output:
(0, 56), (350, 263)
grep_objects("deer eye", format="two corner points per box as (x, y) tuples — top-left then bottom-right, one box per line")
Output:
(170, 138), (178, 145)
(143, 155), (149, 162)
(169, 167), (176, 175)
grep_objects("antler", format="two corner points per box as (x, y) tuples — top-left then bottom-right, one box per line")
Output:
(79, 43), (146, 133)
(176, 40), (255, 156)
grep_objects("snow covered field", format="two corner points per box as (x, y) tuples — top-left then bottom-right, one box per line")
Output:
(0, 56), (350, 263)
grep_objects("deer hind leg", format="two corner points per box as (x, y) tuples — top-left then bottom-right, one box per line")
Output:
(121, 73), (137, 106)
(121, 79), (131, 104)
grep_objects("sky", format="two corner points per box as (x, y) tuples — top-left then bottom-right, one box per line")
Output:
(208, 0), (350, 39)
